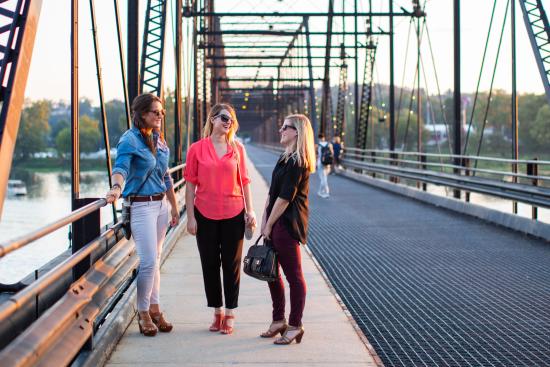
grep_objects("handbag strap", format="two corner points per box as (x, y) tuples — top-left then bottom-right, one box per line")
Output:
(253, 235), (263, 246)
(253, 234), (273, 248)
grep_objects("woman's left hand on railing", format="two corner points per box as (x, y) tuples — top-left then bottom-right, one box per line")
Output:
(105, 185), (121, 204)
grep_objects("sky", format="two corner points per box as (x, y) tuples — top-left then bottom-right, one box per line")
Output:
(23, 0), (545, 105)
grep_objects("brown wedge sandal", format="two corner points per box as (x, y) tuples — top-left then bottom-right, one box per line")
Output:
(138, 311), (158, 337)
(150, 311), (173, 333)
(260, 319), (288, 338)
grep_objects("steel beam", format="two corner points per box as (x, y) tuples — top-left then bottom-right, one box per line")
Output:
(389, 0), (395, 152)
(0, 0), (42, 219)
(208, 64), (326, 68)
(278, 21), (305, 68)
(72, 0), (80, 209)
(114, 0), (131, 128)
(185, 11), (412, 17)
(192, 0), (200, 141)
(199, 30), (388, 36)
(511, 0), (518, 213)
(354, 0), (359, 141)
(207, 55), (349, 59)
(220, 87), (309, 91)
(127, 0), (139, 103)
(320, 0), (335, 136)
(453, 0), (462, 199)
(174, 0), (183, 166)
(201, 44), (376, 49)
(305, 17), (318, 135)
(217, 78), (322, 82)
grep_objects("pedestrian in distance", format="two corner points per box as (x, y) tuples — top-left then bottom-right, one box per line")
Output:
(105, 93), (180, 337)
(184, 103), (256, 335)
(260, 114), (316, 345)
(331, 135), (344, 174)
(316, 133), (333, 198)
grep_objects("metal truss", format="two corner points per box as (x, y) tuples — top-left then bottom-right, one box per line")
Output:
(140, 0), (167, 96)
(0, 0), (42, 219)
(333, 44), (348, 139)
(518, 0), (550, 104)
(356, 42), (377, 151)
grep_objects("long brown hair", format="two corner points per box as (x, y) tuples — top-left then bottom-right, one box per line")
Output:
(203, 103), (240, 157)
(131, 93), (164, 155)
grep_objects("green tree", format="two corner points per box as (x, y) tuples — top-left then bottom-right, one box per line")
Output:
(105, 99), (129, 147)
(50, 119), (69, 142)
(79, 115), (101, 153)
(530, 104), (550, 150)
(14, 100), (51, 159)
(518, 94), (546, 154)
(55, 127), (71, 158)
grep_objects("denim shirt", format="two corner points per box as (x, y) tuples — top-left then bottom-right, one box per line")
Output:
(112, 127), (173, 197)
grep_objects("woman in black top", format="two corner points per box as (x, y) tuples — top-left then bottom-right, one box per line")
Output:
(260, 114), (316, 345)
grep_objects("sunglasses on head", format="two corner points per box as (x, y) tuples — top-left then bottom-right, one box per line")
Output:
(281, 124), (297, 131)
(215, 114), (232, 123)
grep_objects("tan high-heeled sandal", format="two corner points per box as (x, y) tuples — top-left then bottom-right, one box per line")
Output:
(274, 326), (304, 345)
(138, 311), (158, 337)
(150, 311), (173, 333)
(260, 319), (288, 338)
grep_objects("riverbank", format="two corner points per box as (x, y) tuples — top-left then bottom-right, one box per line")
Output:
(11, 158), (113, 174)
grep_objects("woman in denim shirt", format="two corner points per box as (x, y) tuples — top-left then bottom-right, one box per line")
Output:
(105, 93), (180, 337)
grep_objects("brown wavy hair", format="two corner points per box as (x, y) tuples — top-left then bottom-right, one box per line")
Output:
(131, 93), (164, 155)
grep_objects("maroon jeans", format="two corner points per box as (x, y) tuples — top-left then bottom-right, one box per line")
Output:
(268, 219), (307, 327)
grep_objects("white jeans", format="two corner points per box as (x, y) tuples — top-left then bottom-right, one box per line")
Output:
(130, 198), (169, 311)
(317, 160), (330, 196)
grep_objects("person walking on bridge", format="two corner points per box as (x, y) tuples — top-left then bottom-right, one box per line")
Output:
(316, 133), (333, 198)
(260, 114), (316, 345)
(184, 103), (256, 335)
(105, 93), (180, 337)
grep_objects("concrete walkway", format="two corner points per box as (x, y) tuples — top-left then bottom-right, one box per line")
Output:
(106, 156), (377, 366)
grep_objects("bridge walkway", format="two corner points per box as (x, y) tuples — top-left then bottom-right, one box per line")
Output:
(105, 146), (377, 366)
(249, 146), (550, 367)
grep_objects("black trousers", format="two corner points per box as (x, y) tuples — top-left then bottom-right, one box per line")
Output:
(195, 207), (245, 309)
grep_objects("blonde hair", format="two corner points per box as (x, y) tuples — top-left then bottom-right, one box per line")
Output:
(281, 114), (316, 173)
(203, 103), (240, 156)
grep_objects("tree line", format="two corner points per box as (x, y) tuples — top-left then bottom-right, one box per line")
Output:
(12, 89), (549, 164)
(345, 87), (549, 159)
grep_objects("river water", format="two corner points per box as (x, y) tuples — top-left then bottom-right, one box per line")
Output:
(0, 170), (548, 284)
(0, 171), (114, 283)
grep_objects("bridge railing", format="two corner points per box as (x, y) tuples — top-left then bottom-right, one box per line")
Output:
(343, 148), (550, 214)
(0, 164), (186, 366)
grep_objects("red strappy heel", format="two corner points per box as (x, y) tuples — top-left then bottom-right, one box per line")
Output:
(220, 315), (234, 335)
(209, 313), (224, 332)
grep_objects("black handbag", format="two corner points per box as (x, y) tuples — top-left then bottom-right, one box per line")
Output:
(243, 236), (279, 282)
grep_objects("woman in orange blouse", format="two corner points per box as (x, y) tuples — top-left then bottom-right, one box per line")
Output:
(184, 103), (256, 335)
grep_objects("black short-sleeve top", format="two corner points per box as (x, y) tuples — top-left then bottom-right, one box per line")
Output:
(267, 154), (310, 244)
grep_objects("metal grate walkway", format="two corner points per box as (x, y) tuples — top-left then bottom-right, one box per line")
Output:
(248, 145), (550, 367)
